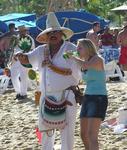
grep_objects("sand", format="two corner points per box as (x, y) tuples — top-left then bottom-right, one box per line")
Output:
(0, 82), (127, 150)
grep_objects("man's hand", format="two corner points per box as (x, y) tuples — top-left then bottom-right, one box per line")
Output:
(65, 100), (73, 106)
(15, 53), (29, 64)
(13, 55), (18, 61)
(42, 59), (52, 67)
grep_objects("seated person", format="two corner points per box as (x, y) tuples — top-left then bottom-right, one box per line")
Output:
(101, 26), (113, 49)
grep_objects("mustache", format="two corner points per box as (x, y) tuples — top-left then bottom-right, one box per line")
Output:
(50, 35), (57, 39)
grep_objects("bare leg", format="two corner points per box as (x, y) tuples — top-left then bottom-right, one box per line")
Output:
(80, 118), (102, 150)
(80, 118), (89, 150)
(88, 118), (101, 150)
(122, 64), (127, 71)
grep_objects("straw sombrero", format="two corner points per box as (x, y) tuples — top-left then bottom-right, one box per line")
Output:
(36, 12), (74, 43)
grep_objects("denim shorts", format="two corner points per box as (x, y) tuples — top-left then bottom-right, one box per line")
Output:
(80, 95), (108, 121)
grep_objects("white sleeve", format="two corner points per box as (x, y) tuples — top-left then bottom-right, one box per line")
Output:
(66, 42), (77, 52)
(27, 45), (44, 70)
(70, 59), (82, 83)
(27, 35), (35, 50)
(66, 42), (82, 83)
(30, 37), (35, 50)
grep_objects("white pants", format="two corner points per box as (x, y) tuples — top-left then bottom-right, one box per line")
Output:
(10, 61), (28, 95)
(39, 91), (77, 150)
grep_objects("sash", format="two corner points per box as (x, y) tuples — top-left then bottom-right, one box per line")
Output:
(42, 45), (72, 76)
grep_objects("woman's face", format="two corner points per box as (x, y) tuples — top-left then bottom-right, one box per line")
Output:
(77, 43), (88, 59)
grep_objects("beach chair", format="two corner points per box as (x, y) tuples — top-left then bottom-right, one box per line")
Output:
(0, 75), (10, 94)
(105, 60), (124, 81)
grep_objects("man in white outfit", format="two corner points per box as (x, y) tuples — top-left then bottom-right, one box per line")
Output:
(16, 12), (81, 150)
(10, 26), (35, 100)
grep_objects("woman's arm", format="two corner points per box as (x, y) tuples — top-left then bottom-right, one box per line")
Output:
(72, 55), (103, 70)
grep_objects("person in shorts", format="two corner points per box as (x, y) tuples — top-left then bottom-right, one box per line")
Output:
(69, 38), (108, 150)
(117, 22), (127, 71)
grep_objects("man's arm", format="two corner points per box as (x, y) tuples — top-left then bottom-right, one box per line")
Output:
(16, 45), (43, 70)
(117, 32), (122, 46)
(86, 32), (94, 41)
(86, 32), (98, 46)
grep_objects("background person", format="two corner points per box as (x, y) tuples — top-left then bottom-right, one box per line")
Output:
(86, 22), (101, 50)
(10, 25), (35, 100)
(0, 23), (18, 67)
(117, 23), (127, 71)
(101, 26), (113, 49)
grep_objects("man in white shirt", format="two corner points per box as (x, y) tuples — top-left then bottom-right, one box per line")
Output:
(10, 26), (35, 100)
(16, 12), (81, 150)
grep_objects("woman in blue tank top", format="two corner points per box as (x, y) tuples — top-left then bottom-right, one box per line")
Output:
(70, 38), (108, 150)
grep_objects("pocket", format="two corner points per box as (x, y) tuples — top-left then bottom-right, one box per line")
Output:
(98, 96), (108, 112)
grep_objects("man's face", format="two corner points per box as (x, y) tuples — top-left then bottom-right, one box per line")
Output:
(94, 24), (100, 32)
(19, 30), (27, 36)
(47, 30), (63, 44)
(105, 27), (110, 33)
(10, 26), (15, 32)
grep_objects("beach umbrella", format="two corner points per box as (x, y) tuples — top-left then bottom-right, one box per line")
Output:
(111, 4), (127, 26)
(111, 4), (127, 11)
(36, 10), (109, 42)
(0, 21), (8, 33)
(5, 20), (36, 28)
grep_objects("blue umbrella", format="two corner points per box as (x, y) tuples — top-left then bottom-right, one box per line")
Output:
(36, 10), (109, 42)
(5, 20), (36, 28)
(0, 21), (8, 33)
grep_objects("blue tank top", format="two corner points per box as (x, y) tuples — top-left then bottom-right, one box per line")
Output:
(83, 68), (107, 95)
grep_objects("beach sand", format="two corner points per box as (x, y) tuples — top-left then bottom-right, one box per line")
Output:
(0, 82), (127, 150)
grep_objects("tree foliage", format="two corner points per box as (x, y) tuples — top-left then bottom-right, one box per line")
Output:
(76, 0), (127, 26)
(0, 0), (127, 25)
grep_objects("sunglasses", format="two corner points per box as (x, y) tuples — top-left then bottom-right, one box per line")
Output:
(47, 30), (61, 35)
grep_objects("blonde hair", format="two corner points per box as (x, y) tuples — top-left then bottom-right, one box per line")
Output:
(77, 38), (97, 57)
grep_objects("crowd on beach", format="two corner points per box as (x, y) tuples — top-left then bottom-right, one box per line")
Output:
(0, 12), (127, 150)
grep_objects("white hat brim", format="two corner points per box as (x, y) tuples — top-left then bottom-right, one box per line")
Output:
(36, 27), (74, 43)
